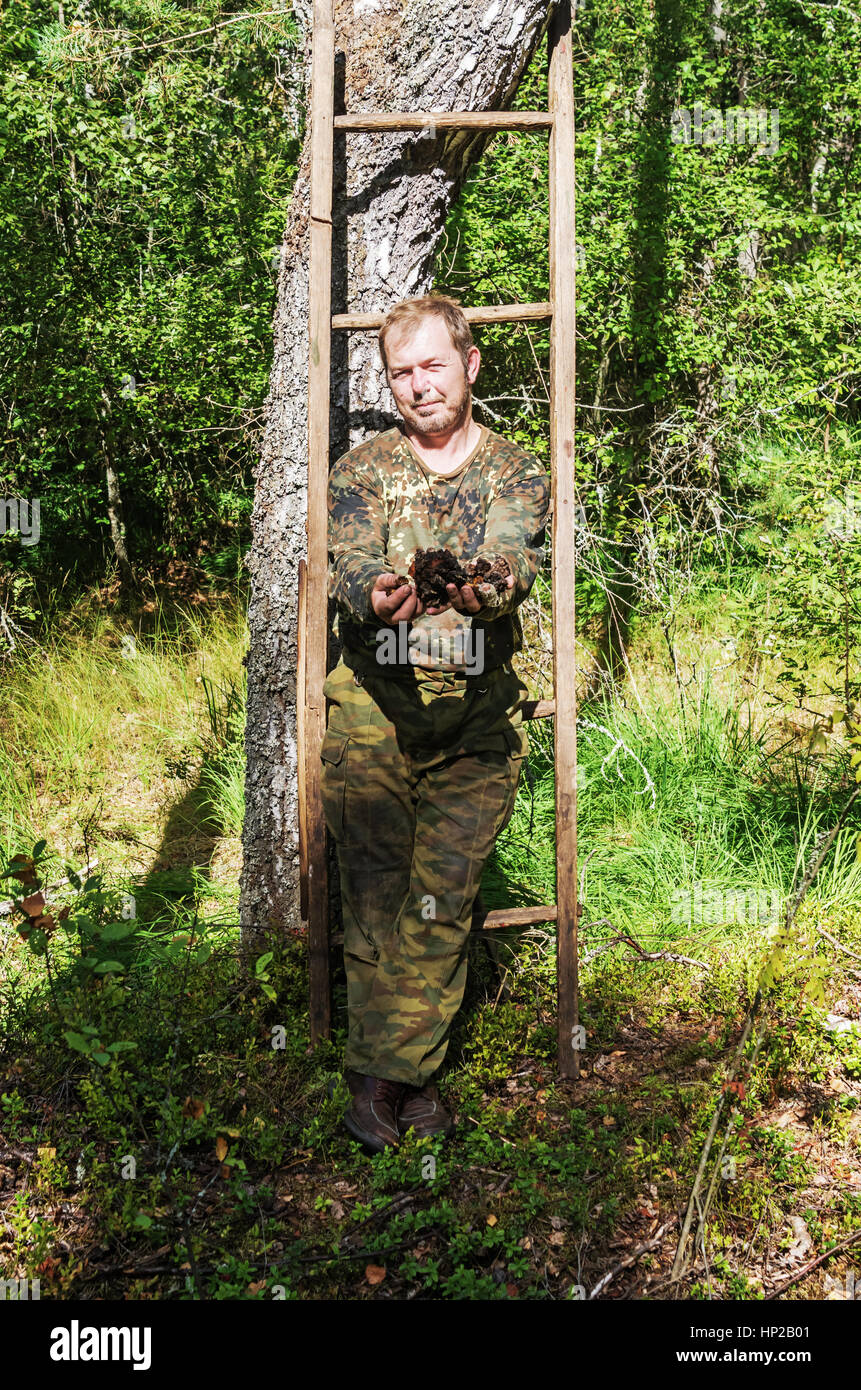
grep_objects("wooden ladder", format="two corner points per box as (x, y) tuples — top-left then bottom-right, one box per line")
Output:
(298, 0), (579, 1077)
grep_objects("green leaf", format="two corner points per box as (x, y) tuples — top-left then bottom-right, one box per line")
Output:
(101, 921), (136, 941)
(255, 951), (274, 976)
(93, 960), (126, 974)
(63, 1031), (91, 1052)
(93, 1052), (111, 1065)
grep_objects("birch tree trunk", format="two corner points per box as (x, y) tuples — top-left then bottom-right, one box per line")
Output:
(239, 0), (555, 942)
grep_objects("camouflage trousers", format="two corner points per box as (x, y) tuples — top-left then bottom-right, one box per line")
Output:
(319, 653), (528, 1088)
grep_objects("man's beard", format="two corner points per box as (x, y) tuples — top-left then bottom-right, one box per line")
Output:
(398, 372), (471, 434)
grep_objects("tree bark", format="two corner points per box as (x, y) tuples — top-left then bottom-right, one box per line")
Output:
(239, 0), (556, 941)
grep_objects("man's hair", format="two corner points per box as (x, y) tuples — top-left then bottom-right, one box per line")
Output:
(378, 294), (474, 374)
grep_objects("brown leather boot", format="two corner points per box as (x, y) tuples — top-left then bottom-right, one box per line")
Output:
(397, 1082), (455, 1140)
(342, 1070), (406, 1153)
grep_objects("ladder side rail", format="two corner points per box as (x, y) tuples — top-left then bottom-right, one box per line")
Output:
(306, 0), (337, 1043)
(297, 558), (309, 924)
(548, 0), (579, 1079)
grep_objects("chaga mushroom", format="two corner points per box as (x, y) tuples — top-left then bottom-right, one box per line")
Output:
(408, 548), (511, 607)
(409, 548), (469, 606)
(464, 555), (511, 593)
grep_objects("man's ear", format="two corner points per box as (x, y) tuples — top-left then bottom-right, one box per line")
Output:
(466, 345), (481, 385)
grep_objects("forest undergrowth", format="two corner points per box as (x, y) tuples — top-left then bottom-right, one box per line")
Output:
(2, 569), (861, 1301)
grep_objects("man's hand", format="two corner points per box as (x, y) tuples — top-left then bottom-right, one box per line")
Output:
(370, 573), (425, 626)
(427, 573), (515, 616)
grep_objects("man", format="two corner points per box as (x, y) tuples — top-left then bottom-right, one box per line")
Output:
(321, 293), (551, 1152)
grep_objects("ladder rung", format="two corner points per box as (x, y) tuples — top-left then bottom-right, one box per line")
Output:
(329, 902), (557, 949)
(523, 698), (555, 721)
(332, 302), (552, 331)
(473, 904), (558, 930)
(334, 111), (553, 133)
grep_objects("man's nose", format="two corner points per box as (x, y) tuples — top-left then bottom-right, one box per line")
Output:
(410, 369), (431, 396)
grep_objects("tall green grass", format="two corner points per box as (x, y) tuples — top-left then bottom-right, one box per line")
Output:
(488, 669), (861, 954)
(3, 584), (860, 972)
(197, 670), (247, 838)
(0, 599), (248, 863)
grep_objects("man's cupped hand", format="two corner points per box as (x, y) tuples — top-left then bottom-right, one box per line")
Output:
(370, 571), (515, 625)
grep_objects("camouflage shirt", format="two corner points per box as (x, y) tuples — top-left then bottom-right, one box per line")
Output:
(327, 421), (551, 681)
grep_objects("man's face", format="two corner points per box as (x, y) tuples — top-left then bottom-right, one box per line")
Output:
(385, 316), (480, 435)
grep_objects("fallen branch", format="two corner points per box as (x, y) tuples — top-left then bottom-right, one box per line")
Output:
(670, 1011), (758, 1281)
(338, 1190), (423, 1251)
(765, 1228), (861, 1300)
(0, 1147), (36, 1166)
(589, 1217), (678, 1299)
(581, 921), (710, 971)
(816, 923), (861, 963)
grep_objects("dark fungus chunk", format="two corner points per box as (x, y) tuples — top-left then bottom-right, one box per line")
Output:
(408, 548), (511, 606)
(409, 548), (469, 605)
(464, 555), (511, 594)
